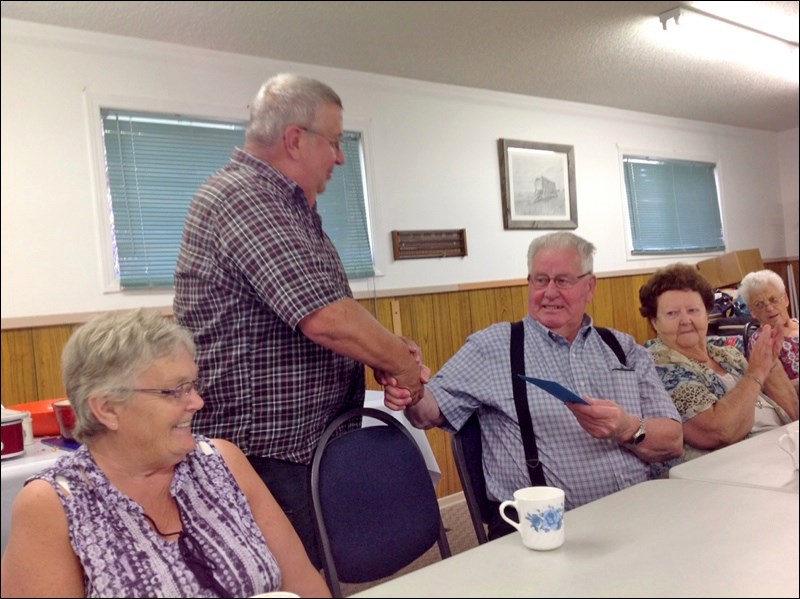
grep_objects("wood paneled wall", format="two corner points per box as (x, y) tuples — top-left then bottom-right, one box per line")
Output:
(2, 259), (797, 498)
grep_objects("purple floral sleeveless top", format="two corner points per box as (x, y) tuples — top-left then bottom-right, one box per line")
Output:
(31, 436), (281, 598)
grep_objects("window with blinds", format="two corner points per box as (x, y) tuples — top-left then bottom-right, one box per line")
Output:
(101, 108), (374, 289)
(623, 156), (724, 255)
(316, 131), (374, 278)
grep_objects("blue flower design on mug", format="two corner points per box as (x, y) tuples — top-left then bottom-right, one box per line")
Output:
(525, 504), (564, 533)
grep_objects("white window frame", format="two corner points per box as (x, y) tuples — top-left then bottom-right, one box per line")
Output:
(343, 117), (386, 295)
(85, 92), (379, 292)
(616, 144), (728, 263)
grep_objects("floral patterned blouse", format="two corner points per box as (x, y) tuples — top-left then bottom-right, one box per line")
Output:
(648, 338), (791, 461)
(747, 319), (799, 381)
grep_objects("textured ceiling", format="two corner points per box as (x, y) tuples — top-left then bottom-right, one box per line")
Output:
(2, 0), (798, 131)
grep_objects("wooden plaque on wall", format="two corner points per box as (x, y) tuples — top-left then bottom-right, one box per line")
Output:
(391, 229), (467, 260)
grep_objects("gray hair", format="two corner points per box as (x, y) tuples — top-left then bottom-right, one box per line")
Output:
(738, 269), (786, 305)
(61, 309), (195, 443)
(527, 232), (596, 274)
(246, 73), (343, 145)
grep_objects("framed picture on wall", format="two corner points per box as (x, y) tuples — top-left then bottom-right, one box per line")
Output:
(498, 139), (577, 230)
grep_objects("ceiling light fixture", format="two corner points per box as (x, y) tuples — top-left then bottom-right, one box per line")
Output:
(659, 5), (799, 48)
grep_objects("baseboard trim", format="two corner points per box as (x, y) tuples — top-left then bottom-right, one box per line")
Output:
(438, 491), (465, 509)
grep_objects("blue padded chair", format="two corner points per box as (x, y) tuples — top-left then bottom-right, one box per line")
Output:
(310, 407), (451, 597)
(451, 413), (490, 545)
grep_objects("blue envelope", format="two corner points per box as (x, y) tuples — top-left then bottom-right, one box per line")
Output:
(41, 436), (81, 451)
(518, 375), (590, 405)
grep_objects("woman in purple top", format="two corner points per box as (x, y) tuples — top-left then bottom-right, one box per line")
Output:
(0, 309), (330, 598)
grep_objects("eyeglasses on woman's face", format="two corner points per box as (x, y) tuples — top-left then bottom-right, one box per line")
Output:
(750, 295), (784, 312)
(121, 380), (204, 403)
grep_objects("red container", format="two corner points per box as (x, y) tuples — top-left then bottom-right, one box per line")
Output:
(12, 398), (62, 437)
(1, 408), (26, 459)
(53, 399), (77, 440)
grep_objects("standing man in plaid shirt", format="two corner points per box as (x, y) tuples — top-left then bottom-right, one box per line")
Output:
(174, 73), (426, 568)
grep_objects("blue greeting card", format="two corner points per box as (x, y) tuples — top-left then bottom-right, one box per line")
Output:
(518, 375), (590, 406)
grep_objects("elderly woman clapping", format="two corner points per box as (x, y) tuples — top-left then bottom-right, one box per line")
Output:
(0, 309), (330, 598)
(639, 264), (797, 462)
(739, 269), (799, 395)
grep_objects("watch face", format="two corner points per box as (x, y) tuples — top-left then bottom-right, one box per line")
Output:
(632, 420), (646, 444)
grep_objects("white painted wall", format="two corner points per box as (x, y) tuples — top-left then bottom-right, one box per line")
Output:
(2, 19), (797, 320)
(778, 128), (800, 259)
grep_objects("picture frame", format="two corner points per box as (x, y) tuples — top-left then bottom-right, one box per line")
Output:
(498, 139), (578, 230)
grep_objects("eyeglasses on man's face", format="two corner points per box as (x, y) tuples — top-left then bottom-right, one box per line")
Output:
(123, 379), (204, 402)
(750, 295), (784, 312)
(299, 126), (342, 154)
(528, 272), (592, 289)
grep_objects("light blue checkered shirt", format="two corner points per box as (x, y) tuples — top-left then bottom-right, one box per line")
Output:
(429, 315), (679, 510)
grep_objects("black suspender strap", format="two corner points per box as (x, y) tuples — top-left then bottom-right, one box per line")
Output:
(509, 320), (547, 487)
(595, 326), (627, 367)
(509, 323), (624, 488)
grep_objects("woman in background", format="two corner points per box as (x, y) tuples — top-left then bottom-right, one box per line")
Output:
(739, 269), (799, 395)
(1, 309), (330, 598)
(639, 264), (797, 462)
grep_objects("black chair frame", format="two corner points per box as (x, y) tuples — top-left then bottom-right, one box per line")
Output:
(450, 412), (491, 544)
(743, 319), (761, 358)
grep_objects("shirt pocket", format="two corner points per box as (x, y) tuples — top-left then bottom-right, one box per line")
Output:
(601, 369), (642, 415)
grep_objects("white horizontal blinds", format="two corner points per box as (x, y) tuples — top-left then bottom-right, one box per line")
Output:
(102, 109), (373, 287)
(624, 156), (724, 255)
(102, 109), (245, 288)
(316, 131), (375, 278)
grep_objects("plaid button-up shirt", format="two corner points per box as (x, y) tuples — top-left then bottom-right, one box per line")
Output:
(429, 316), (680, 510)
(174, 149), (364, 464)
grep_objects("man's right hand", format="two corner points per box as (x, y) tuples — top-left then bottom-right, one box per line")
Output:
(374, 337), (429, 407)
(375, 363), (428, 409)
(382, 382), (414, 411)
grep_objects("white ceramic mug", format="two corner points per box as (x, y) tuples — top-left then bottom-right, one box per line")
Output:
(499, 486), (565, 550)
(778, 429), (799, 471)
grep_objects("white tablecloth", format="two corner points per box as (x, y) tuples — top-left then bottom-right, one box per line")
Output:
(363, 390), (441, 488)
(669, 421), (799, 493)
(352, 479), (799, 598)
(1, 439), (70, 553)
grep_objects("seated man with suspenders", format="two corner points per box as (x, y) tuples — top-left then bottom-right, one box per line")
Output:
(385, 232), (683, 539)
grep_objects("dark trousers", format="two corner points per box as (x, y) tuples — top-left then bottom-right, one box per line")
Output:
(486, 502), (517, 541)
(247, 455), (322, 570)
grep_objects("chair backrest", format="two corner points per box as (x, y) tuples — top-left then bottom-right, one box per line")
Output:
(310, 407), (451, 597)
(743, 320), (761, 358)
(450, 413), (490, 544)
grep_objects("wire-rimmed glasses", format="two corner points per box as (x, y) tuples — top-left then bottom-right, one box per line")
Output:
(122, 380), (204, 402)
(299, 126), (342, 153)
(750, 295), (784, 312)
(528, 272), (592, 289)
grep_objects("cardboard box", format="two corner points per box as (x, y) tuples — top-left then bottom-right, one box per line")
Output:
(696, 249), (764, 288)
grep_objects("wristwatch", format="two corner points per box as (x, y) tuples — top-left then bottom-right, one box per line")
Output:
(630, 418), (646, 445)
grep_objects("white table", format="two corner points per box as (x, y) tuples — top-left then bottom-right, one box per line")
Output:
(669, 422), (799, 493)
(1, 440), (70, 553)
(363, 391), (441, 488)
(352, 479), (799, 598)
